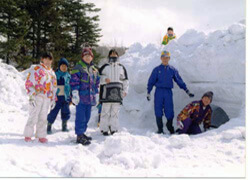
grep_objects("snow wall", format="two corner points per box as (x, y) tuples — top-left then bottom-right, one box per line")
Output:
(117, 20), (245, 131)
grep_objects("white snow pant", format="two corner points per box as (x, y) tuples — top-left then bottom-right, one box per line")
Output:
(100, 103), (121, 132)
(23, 96), (51, 138)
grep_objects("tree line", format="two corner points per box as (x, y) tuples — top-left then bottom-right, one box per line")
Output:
(0, 0), (102, 70)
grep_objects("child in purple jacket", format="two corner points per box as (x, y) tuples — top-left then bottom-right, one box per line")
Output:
(70, 47), (100, 145)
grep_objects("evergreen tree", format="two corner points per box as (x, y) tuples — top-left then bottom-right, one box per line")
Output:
(0, 0), (102, 69)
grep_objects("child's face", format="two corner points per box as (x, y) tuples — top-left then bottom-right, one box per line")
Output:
(83, 54), (93, 64)
(167, 30), (174, 36)
(202, 97), (211, 106)
(161, 56), (170, 65)
(60, 64), (68, 72)
(42, 58), (53, 68)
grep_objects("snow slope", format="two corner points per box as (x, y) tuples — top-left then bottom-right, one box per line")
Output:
(0, 21), (245, 177)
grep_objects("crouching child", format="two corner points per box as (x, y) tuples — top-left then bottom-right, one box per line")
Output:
(176, 91), (213, 135)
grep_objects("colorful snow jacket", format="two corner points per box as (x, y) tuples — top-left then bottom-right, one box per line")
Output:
(162, 34), (176, 45)
(177, 100), (212, 129)
(25, 63), (57, 101)
(55, 69), (71, 102)
(70, 60), (100, 106)
(147, 64), (187, 94)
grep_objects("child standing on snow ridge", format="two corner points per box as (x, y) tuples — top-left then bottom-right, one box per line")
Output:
(98, 49), (129, 136)
(70, 47), (100, 146)
(162, 27), (176, 46)
(47, 58), (71, 134)
(24, 52), (57, 143)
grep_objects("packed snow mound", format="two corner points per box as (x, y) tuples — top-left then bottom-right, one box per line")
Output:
(0, 59), (27, 113)
(119, 21), (245, 131)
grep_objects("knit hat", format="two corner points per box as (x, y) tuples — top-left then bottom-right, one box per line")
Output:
(161, 50), (170, 58)
(202, 91), (213, 102)
(58, 58), (69, 68)
(82, 47), (94, 58)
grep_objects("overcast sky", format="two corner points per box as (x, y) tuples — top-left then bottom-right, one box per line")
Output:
(85, 0), (245, 47)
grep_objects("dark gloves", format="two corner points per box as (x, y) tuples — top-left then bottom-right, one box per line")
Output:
(185, 89), (194, 98)
(147, 94), (151, 101)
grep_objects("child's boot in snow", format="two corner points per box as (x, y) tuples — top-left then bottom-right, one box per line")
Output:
(83, 134), (92, 140)
(156, 117), (164, 134)
(39, 138), (48, 143)
(77, 134), (91, 145)
(24, 137), (32, 142)
(156, 130), (165, 134)
(166, 119), (175, 134)
(62, 121), (69, 132)
(47, 123), (52, 134)
(102, 132), (109, 136)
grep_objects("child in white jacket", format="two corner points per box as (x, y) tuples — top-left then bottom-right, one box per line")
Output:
(99, 49), (129, 135)
(24, 52), (57, 143)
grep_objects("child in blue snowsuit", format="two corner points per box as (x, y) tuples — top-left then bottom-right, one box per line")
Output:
(147, 51), (194, 134)
(47, 58), (71, 134)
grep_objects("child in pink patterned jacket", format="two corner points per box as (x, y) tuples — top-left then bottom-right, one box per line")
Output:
(23, 52), (57, 143)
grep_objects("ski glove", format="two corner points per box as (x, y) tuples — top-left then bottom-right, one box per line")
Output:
(147, 94), (151, 101)
(29, 97), (36, 107)
(72, 90), (80, 105)
(51, 101), (56, 110)
(185, 89), (194, 98)
(177, 120), (184, 129)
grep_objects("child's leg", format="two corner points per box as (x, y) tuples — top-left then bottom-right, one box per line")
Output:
(61, 100), (70, 122)
(178, 118), (193, 134)
(36, 98), (51, 138)
(75, 103), (91, 135)
(109, 103), (121, 132)
(23, 97), (43, 137)
(61, 101), (71, 131)
(47, 98), (62, 124)
(99, 103), (112, 132)
(187, 123), (202, 135)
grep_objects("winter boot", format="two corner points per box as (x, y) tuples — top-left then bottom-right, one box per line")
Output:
(62, 121), (69, 132)
(102, 132), (109, 136)
(47, 123), (52, 134)
(77, 134), (91, 146)
(39, 138), (48, 143)
(156, 117), (164, 134)
(24, 137), (32, 142)
(156, 130), (165, 134)
(166, 119), (175, 134)
(83, 134), (92, 141)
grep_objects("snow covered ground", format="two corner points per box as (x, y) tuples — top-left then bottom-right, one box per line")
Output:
(0, 20), (246, 177)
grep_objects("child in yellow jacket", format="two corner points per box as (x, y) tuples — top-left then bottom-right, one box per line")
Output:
(162, 27), (176, 45)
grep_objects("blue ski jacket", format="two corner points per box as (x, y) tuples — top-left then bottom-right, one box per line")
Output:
(147, 64), (187, 94)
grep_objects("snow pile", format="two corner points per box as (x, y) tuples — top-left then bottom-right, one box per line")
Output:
(0, 59), (27, 113)
(0, 21), (246, 177)
(120, 20), (245, 131)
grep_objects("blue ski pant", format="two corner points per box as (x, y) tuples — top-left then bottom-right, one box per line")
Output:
(47, 96), (70, 124)
(154, 88), (174, 120)
(75, 103), (92, 135)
